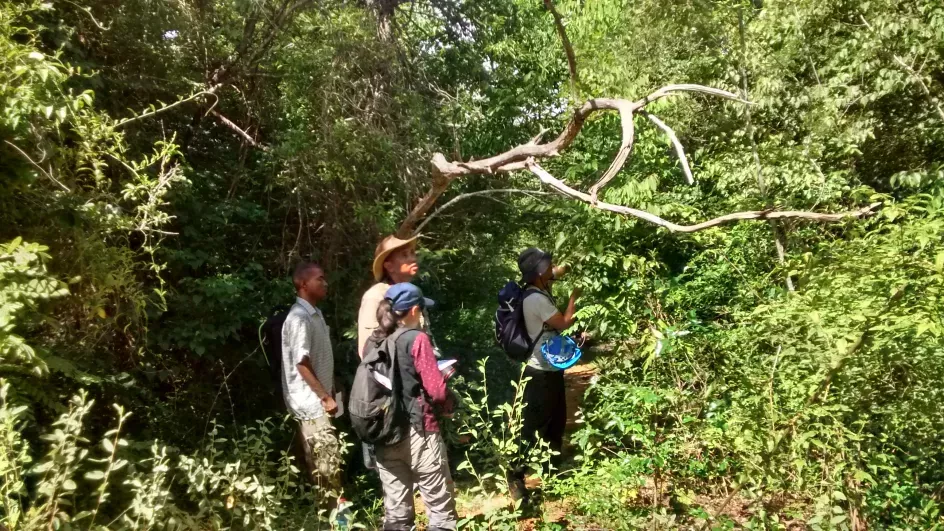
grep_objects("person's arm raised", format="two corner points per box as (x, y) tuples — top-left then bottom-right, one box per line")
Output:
(544, 287), (581, 331)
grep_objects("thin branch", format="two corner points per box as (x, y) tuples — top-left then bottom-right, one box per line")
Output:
(4, 141), (70, 192)
(637, 84), (752, 107)
(642, 111), (694, 185)
(860, 15), (944, 123)
(210, 110), (268, 150)
(115, 86), (221, 128)
(412, 189), (554, 235)
(527, 162), (880, 233)
(544, 0), (578, 97)
(62, 0), (110, 30)
(891, 55), (944, 122)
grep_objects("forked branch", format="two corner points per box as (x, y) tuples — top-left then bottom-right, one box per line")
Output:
(395, 83), (874, 237)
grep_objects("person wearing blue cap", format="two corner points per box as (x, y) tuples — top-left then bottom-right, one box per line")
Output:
(508, 247), (581, 503)
(366, 282), (458, 531)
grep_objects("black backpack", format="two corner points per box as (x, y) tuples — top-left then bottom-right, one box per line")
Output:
(349, 328), (409, 446)
(495, 281), (552, 362)
(259, 309), (289, 402)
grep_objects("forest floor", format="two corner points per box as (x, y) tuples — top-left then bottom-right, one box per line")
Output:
(453, 362), (598, 529)
(414, 359), (805, 529)
(449, 361), (788, 530)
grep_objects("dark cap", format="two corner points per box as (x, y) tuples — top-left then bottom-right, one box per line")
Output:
(385, 282), (435, 312)
(518, 247), (553, 284)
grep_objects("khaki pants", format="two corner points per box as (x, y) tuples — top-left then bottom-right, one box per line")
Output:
(298, 416), (342, 494)
(375, 427), (458, 530)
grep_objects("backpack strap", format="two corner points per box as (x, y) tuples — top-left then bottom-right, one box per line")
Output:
(380, 327), (411, 383)
(522, 287), (558, 352)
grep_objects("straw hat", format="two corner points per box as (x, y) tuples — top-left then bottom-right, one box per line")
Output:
(372, 234), (418, 282)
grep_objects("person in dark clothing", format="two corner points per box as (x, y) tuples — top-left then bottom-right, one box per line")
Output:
(508, 247), (581, 503)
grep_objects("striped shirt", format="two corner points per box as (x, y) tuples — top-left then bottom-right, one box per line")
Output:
(280, 297), (334, 420)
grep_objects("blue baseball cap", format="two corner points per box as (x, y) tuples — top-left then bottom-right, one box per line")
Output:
(385, 283), (435, 312)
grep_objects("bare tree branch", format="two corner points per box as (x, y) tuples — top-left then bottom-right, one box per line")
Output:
(588, 100), (635, 203)
(396, 86), (747, 236)
(412, 189), (554, 235)
(210, 110), (267, 150)
(4, 141), (70, 192)
(638, 84), (752, 106)
(115, 86), (221, 128)
(543, 0), (578, 97)
(642, 111), (694, 185)
(527, 163), (880, 233)
(396, 83), (876, 238)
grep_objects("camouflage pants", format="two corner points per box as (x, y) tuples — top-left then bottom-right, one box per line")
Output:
(297, 416), (342, 493)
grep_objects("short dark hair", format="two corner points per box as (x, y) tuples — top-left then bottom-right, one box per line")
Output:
(293, 262), (323, 291)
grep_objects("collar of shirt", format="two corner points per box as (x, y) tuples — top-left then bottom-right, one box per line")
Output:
(526, 285), (552, 296)
(295, 297), (320, 317)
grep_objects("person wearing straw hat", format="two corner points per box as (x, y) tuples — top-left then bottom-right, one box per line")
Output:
(358, 234), (442, 359)
(357, 234), (444, 472)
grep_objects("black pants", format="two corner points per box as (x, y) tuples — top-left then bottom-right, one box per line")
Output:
(511, 366), (566, 482)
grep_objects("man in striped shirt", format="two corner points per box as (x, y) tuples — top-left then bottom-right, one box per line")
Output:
(281, 262), (341, 498)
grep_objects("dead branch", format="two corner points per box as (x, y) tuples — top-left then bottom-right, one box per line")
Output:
(527, 163), (880, 233)
(115, 86), (221, 128)
(210, 110), (267, 150)
(544, 0), (578, 97)
(412, 189), (554, 235)
(641, 111), (694, 185)
(396, 85), (745, 236)
(588, 99), (635, 203)
(395, 82), (876, 238)
(637, 84), (750, 106)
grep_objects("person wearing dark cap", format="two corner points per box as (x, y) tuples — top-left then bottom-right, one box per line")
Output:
(367, 283), (458, 531)
(508, 247), (581, 503)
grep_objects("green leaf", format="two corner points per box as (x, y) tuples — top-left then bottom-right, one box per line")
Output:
(84, 470), (105, 481)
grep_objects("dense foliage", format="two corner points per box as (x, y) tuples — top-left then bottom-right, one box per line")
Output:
(1, 0), (942, 529)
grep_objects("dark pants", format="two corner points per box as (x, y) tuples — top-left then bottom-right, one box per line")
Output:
(511, 366), (566, 483)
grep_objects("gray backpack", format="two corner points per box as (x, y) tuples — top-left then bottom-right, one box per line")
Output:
(349, 328), (409, 446)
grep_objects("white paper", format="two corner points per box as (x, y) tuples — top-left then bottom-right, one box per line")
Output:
(333, 391), (345, 417)
(372, 372), (392, 390)
(437, 359), (458, 371)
